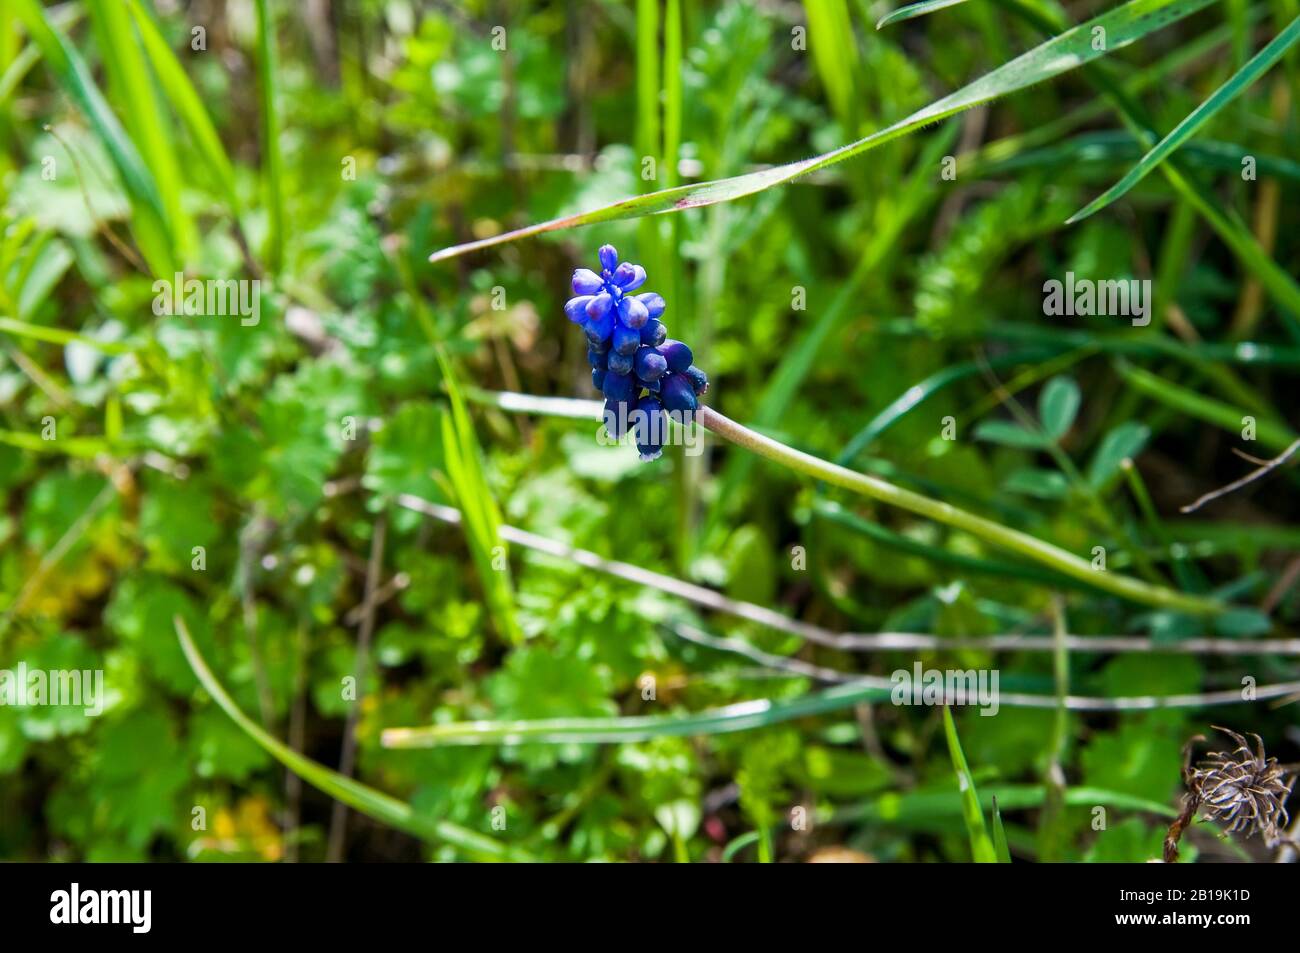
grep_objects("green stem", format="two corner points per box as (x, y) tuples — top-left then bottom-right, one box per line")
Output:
(697, 407), (1221, 616)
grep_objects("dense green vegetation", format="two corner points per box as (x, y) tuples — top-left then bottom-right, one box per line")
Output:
(1, 0), (1297, 862)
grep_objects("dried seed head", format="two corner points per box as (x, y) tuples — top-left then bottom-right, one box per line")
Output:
(1187, 727), (1295, 847)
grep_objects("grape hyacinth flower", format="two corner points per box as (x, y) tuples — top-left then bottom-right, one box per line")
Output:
(567, 245), (709, 461)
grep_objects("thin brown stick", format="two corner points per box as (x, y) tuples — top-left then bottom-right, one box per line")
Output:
(1181, 437), (1300, 513)
(326, 515), (387, 863)
(396, 495), (1300, 657)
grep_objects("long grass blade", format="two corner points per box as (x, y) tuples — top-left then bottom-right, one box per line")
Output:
(174, 616), (530, 861)
(991, 797), (1012, 863)
(942, 706), (998, 862)
(125, 0), (240, 212)
(829, 785), (1178, 825)
(429, 0), (1215, 262)
(1069, 15), (1300, 223)
(14, 0), (173, 276)
(878, 0), (971, 30)
(381, 675), (1300, 748)
(252, 0), (285, 271)
(87, 0), (191, 257)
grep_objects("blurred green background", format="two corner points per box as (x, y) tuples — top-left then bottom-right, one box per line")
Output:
(1, 0), (1297, 862)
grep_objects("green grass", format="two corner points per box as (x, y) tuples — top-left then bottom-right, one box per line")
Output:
(5, 0), (1299, 865)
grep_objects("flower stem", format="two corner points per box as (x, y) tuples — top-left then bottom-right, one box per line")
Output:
(697, 407), (1223, 616)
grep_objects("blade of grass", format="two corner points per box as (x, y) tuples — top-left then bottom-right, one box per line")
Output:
(1069, 15), (1300, 222)
(877, 0), (971, 30)
(804, 0), (859, 130)
(429, 0), (1216, 262)
(174, 616), (530, 861)
(253, 0), (284, 272)
(13, 0), (173, 276)
(995, 0), (1300, 336)
(942, 706), (998, 862)
(991, 797), (1012, 863)
(1114, 359), (1298, 453)
(828, 784), (1178, 825)
(381, 674), (1300, 748)
(0, 316), (134, 355)
(125, 0), (240, 213)
(635, 0), (660, 262)
(87, 0), (191, 257)
(435, 348), (522, 645)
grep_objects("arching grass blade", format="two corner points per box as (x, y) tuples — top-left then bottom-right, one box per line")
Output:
(429, 0), (1216, 262)
(1069, 14), (1300, 223)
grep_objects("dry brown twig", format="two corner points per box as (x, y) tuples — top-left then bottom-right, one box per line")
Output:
(1181, 437), (1300, 514)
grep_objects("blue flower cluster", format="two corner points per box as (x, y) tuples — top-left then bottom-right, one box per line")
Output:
(566, 245), (709, 460)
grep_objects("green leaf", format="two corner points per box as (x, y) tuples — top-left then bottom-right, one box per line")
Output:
(1212, 607), (1273, 637)
(427, 0), (1216, 262)
(803, 0), (859, 128)
(87, 0), (191, 257)
(1004, 468), (1069, 500)
(174, 616), (532, 861)
(1086, 421), (1150, 488)
(1038, 375), (1081, 440)
(252, 0), (285, 271)
(1115, 360), (1298, 451)
(942, 706), (998, 862)
(13, 0), (173, 276)
(991, 796), (1012, 863)
(125, 0), (240, 212)
(435, 350), (522, 645)
(1069, 14), (1300, 223)
(973, 419), (1046, 449)
(878, 0), (971, 30)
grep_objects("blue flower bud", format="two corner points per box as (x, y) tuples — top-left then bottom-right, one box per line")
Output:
(612, 323), (641, 356)
(634, 396), (665, 461)
(586, 291), (614, 322)
(592, 368), (606, 390)
(603, 399), (631, 439)
(598, 244), (619, 273)
(640, 319), (667, 347)
(635, 292), (665, 319)
(572, 269), (603, 295)
(618, 295), (650, 330)
(608, 350), (633, 375)
(660, 373), (697, 413)
(584, 308), (615, 345)
(602, 370), (636, 402)
(685, 365), (709, 395)
(612, 262), (645, 289)
(587, 346), (608, 369)
(634, 346), (668, 382)
(658, 339), (693, 374)
(565, 295), (595, 323)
